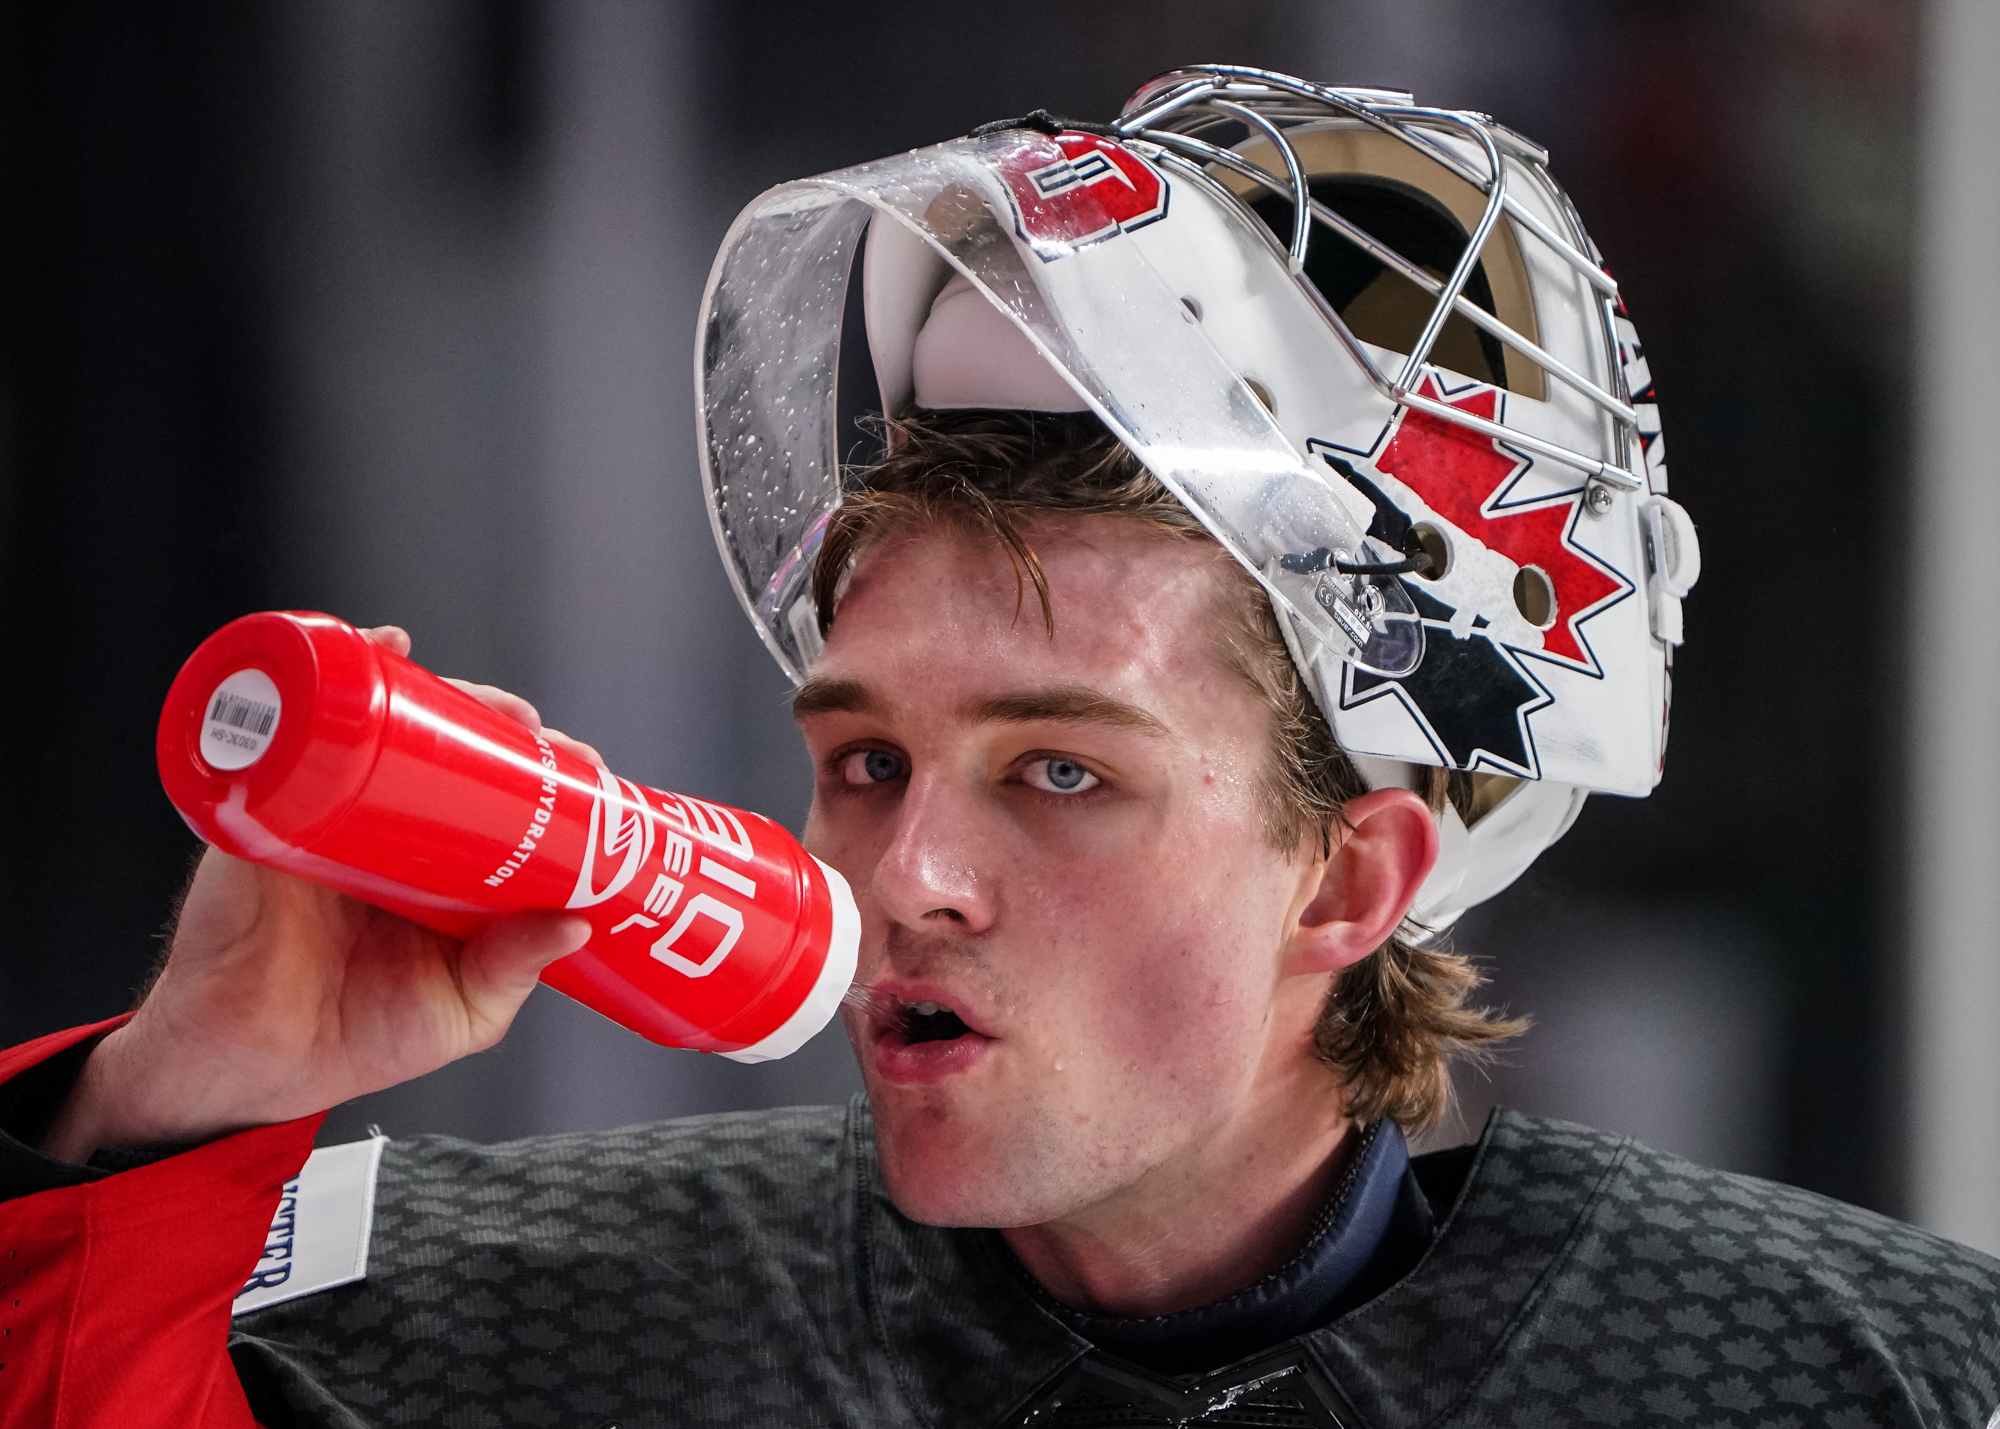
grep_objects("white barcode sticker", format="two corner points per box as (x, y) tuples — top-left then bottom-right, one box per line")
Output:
(232, 1134), (386, 1316)
(202, 668), (282, 772)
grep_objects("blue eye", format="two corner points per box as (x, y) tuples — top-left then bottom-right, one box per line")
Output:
(1045, 759), (1087, 790)
(865, 750), (902, 782)
(1024, 757), (1099, 795)
(841, 749), (906, 786)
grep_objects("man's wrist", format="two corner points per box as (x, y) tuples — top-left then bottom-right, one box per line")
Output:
(38, 1032), (130, 1164)
(0, 1031), (114, 1163)
(37, 1022), (264, 1165)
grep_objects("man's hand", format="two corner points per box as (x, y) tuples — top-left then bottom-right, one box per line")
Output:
(38, 626), (600, 1165)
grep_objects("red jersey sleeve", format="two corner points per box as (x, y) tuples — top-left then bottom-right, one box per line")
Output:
(0, 1021), (323, 1428)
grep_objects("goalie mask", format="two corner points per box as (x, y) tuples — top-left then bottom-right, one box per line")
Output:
(696, 66), (1700, 931)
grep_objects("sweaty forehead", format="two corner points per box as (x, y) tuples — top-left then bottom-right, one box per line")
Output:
(810, 516), (1251, 726)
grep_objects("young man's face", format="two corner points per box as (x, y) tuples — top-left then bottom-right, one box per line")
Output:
(796, 514), (1357, 1231)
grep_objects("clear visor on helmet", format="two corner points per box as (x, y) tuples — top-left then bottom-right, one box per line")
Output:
(696, 127), (1423, 682)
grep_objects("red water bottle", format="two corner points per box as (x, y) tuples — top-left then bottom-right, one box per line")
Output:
(156, 611), (858, 1062)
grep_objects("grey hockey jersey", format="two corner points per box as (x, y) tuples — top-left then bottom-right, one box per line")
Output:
(224, 1101), (2000, 1427)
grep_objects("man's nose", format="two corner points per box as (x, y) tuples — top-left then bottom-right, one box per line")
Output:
(871, 770), (997, 934)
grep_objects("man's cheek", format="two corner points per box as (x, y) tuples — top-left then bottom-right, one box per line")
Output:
(803, 813), (891, 907)
(1064, 950), (1214, 1059)
(1019, 843), (1176, 929)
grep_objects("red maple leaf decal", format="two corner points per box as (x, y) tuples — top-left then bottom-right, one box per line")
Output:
(1374, 379), (1623, 666)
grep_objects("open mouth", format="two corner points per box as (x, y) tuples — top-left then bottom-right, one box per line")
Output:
(857, 988), (992, 1083)
(901, 1000), (973, 1043)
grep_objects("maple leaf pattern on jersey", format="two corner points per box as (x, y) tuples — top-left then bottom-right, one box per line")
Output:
(1374, 378), (1624, 667)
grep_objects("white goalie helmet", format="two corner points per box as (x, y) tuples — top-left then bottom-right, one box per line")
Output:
(696, 65), (1700, 933)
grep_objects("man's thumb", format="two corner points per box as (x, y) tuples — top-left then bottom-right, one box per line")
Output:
(459, 912), (593, 1009)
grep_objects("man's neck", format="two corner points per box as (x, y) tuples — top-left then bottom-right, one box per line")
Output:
(998, 1066), (1356, 1319)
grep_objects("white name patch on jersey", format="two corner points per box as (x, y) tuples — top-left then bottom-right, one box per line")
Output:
(231, 1134), (386, 1316)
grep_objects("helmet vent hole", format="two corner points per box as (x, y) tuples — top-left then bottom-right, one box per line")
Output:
(1244, 378), (1276, 415)
(1181, 296), (1202, 322)
(1513, 565), (1556, 628)
(1411, 523), (1450, 580)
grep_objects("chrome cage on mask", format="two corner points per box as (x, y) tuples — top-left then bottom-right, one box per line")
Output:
(1115, 65), (1645, 492)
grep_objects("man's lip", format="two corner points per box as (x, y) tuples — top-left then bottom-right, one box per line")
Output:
(862, 981), (995, 1086)
(872, 1028), (989, 1085)
(861, 981), (995, 1040)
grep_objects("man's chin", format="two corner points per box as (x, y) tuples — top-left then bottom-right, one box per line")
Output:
(870, 1103), (1070, 1230)
(879, 1160), (1046, 1229)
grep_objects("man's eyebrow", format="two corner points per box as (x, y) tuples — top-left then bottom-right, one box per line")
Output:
(965, 686), (1171, 737)
(792, 678), (1170, 738)
(791, 677), (880, 721)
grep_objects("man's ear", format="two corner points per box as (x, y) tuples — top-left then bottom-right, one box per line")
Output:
(1285, 788), (1440, 977)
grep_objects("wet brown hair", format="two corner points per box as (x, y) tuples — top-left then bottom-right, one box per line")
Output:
(812, 409), (1523, 1129)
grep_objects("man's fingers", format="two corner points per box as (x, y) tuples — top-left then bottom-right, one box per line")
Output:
(443, 677), (543, 733)
(361, 625), (413, 657)
(540, 726), (606, 769)
(456, 913), (593, 1031)
(359, 634), (564, 752)
(433, 680), (602, 768)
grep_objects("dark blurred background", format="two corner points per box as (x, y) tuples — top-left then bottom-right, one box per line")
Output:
(4, 0), (1989, 1246)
